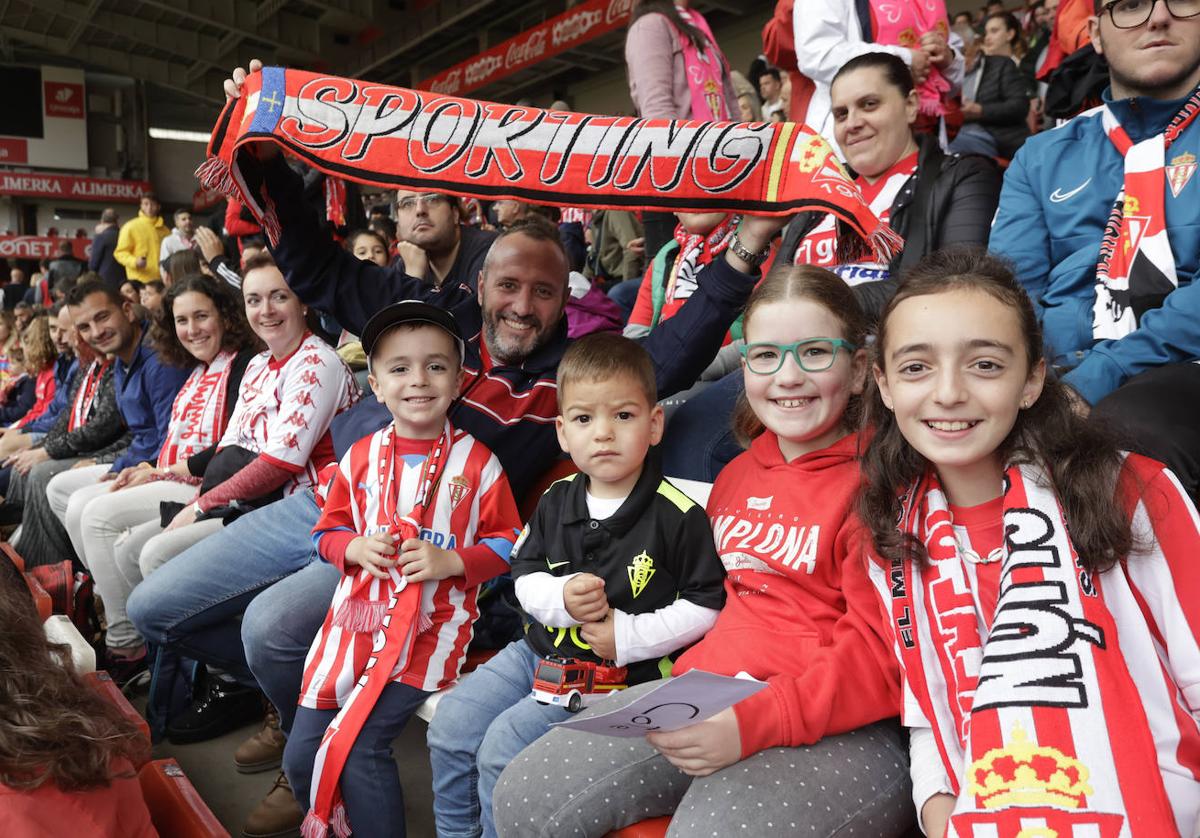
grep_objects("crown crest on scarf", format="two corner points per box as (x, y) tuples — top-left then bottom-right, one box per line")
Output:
(967, 724), (1094, 810)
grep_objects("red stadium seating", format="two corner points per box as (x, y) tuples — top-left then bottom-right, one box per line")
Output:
(83, 670), (151, 765)
(606, 816), (671, 838)
(137, 758), (229, 838)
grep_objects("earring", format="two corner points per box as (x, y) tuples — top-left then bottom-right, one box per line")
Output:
(1020, 400), (1030, 409)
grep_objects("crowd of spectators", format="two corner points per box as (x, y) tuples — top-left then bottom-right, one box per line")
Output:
(3, 1), (1200, 837)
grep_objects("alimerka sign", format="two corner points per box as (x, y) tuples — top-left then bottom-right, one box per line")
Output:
(0, 172), (152, 202)
(419, 0), (634, 96)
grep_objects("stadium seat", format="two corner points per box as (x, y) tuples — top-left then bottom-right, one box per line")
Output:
(137, 758), (229, 838)
(83, 670), (151, 765)
(1, 542), (52, 621)
(606, 816), (671, 837)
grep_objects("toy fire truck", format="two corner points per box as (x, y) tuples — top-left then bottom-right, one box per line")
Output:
(531, 656), (628, 712)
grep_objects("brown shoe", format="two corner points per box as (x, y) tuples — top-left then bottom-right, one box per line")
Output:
(242, 771), (304, 838)
(235, 702), (285, 774)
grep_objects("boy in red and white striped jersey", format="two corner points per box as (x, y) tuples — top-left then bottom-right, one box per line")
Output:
(283, 301), (521, 838)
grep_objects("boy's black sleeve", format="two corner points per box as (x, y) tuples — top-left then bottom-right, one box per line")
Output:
(669, 504), (727, 611)
(508, 491), (552, 581)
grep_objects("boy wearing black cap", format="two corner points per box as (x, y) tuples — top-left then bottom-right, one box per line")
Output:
(284, 301), (522, 837)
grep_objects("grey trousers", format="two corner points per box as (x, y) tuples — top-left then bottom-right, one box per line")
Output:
(10, 456), (84, 568)
(492, 680), (913, 838)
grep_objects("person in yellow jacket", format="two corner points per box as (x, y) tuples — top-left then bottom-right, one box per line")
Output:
(114, 194), (168, 282)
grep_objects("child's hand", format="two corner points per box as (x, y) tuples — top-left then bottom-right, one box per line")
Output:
(345, 533), (397, 580)
(397, 538), (464, 583)
(563, 573), (609, 623)
(647, 707), (742, 777)
(580, 612), (616, 660)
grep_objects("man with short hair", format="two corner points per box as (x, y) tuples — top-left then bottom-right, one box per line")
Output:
(47, 240), (85, 288)
(159, 208), (197, 266)
(491, 198), (530, 229)
(989, 0), (1200, 496)
(128, 107), (783, 835)
(89, 208), (125, 291)
(392, 190), (496, 291)
(17, 279), (189, 567)
(759, 67), (786, 121)
(3, 268), (28, 310)
(114, 194), (169, 282)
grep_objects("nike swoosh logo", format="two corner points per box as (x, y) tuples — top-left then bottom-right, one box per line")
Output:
(547, 559), (571, 570)
(1049, 178), (1091, 203)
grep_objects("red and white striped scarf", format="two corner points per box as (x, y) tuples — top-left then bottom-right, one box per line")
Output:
(880, 464), (1178, 837)
(1093, 87), (1200, 340)
(301, 421), (453, 838)
(196, 67), (902, 264)
(68, 359), (110, 432)
(156, 350), (235, 468)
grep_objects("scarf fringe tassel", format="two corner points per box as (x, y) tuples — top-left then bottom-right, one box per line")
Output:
(331, 803), (352, 838)
(194, 157), (237, 203)
(331, 599), (436, 635)
(300, 811), (329, 838)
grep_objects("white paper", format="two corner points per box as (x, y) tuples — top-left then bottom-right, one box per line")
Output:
(550, 670), (767, 737)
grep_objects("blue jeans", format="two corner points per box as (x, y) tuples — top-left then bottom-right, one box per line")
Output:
(606, 277), (641, 320)
(947, 122), (1000, 157)
(285, 681), (431, 838)
(660, 369), (743, 481)
(427, 639), (573, 838)
(127, 491), (326, 721)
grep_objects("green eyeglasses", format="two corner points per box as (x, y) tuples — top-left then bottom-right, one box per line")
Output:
(739, 338), (857, 375)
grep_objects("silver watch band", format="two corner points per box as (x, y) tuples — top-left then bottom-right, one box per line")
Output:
(729, 232), (769, 267)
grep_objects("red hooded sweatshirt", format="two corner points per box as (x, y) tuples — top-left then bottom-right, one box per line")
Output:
(674, 430), (901, 757)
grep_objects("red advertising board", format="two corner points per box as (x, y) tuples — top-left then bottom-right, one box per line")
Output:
(0, 139), (29, 166)
(0, 235), (90, 261)
(0, 172), (151, 202)
(45, 81), (85, 119)
(419, 0), (633, 96)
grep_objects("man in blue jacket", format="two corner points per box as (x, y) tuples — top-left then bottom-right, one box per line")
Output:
(989, 0), (1200, 496)
(21, 277), (189, 568)
(128, 65), (786, 835)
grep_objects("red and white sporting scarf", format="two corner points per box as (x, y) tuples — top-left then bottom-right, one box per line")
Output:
(665, 214), (737, 305)
(68, 359), (111, 432)
(301, 421), (453, 838)
(155, 350), (235, 469)
(197, 68), (902, 264)
(879, 464), (1177, 837)
(675, 8), (730, 122)
(1093, 87), (1200, 340)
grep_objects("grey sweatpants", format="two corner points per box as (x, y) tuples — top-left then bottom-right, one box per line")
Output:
(492, 680), (914, 838)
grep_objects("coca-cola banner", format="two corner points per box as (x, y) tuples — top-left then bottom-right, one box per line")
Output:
(0, 235), (91, 261)
(0, 171), (152, 203)
(419, 0), (633, 96)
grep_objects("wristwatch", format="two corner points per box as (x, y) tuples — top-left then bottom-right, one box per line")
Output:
(728, 232), (770, 268)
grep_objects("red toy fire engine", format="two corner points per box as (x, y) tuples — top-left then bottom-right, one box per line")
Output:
(531, 656), (628, 712)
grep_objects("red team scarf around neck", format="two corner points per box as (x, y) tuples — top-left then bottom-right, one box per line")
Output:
(196, 67), (902, 263)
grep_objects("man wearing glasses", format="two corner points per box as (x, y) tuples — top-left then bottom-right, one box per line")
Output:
(989, 0), (1200, 500)
(392, 190), (496, 291)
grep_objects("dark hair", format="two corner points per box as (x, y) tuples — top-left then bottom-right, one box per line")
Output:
(0, 557), (148, 790)
(140, 191), (158, 203)
(858, 247), (1132, 573)
(163, 249), (202, 283)
(144, 280), (165, 294)
(369, 217), (397, 243)
(483, 215), (569, 281)
(173, 207), (191, 223)
(150, 274), (262, 367)
(762, 67), (782, 83)
(241, 250), (278, 276)
(631, 1), (711, 51)
(557, 333), (657, 410)
(731, 264), (868, 447)
(345, 229), (389, 255)
(986, 12), (1027, 58)
(66, 277), (124, 308)
(832, 51), (915, 97)
(121, 279), (145, 293)
(49, 301), (65, 317)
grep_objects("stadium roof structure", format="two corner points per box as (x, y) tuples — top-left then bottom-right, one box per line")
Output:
(0, 0), (753, 131)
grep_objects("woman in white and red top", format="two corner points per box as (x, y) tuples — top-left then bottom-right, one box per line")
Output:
(779, 52), (1000, 321)
(61, 274), (260, 680)
(120, 253), (357, 584)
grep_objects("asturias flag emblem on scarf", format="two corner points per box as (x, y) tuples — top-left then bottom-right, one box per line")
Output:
(196, 67), (901, 263)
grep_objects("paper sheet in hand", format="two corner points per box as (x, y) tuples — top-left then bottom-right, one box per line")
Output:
(550, 670), (767, 738)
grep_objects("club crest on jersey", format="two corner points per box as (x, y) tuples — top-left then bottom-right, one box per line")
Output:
(628, 550), (655, 598)
(1168, 151), (1196, 198)
(447, 475), (472, 511)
